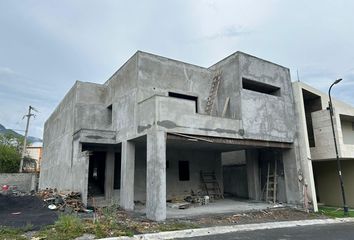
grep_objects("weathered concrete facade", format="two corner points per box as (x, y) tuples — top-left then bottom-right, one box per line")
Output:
(40, 51), (308, 220)
(292, 82), (354, 208)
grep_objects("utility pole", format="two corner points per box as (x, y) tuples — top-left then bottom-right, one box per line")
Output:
(19, 106), (37, 173)
(328, 78), (349, 216)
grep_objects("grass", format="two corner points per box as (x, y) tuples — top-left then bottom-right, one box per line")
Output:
(85, 204), (134, 238)
(34, 215), (85, 240)
(0, 224), (34, 240)
(155, 222), (199, 232)
(0, 228), (26, 240)
(318, 206), (353, 218)
(1, 206), (199, 240)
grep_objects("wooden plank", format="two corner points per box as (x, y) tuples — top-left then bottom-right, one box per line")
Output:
(221, 97), (230, 117)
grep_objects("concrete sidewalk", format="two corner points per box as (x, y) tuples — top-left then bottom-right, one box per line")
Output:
(101, 218), (354, 240)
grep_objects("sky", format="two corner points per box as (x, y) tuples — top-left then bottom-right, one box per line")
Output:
(0, 0), (354, 139)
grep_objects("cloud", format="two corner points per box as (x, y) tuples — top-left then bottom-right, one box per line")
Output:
(0, 67), (16, 75)
(204, 25), (250, 40)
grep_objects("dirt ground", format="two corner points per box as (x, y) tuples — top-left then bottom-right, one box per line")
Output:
(0, 194), (58, 230)
(0, 193), (328, 238)
(110, 207), (327, 234)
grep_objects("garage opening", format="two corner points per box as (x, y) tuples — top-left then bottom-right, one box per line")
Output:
(88, 151), (106, 197)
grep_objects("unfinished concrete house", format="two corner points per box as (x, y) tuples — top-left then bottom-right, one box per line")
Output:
(39, 51), (313, 221)
(293, 82), (354, 208)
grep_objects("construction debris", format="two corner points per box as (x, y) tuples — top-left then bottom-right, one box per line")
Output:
(167, 202), (191, 209)
(37, 188), (86, 212)
(1, 184), (35, 196)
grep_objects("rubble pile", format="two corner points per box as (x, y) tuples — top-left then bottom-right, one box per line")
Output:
(37, 188), (86, 212)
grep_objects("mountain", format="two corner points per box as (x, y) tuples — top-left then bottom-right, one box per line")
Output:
(0, 123), (42, 143)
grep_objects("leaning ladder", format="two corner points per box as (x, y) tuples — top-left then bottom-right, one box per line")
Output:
(265, 160), (277, 203)
(200, 171), (224, 199)
(205, 71), (222, 115)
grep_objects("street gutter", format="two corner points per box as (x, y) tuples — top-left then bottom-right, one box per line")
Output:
(101, 218), (354, 240)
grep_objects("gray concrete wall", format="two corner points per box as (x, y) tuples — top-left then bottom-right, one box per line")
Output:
(246, 149), (261, 201)
(134, 147), (222, 202)
(137, 95), (243, 139)
(39, 82), (78, 190)
(0, 173), (37, 192)
(209, 53), (242, 119)
(239, 53), (295, 143)
(223, 165), (248, 198)
(311, 109), (337, 160)
(106, 53), (138, 103)
(137, 51), (212, 114)
(74, 82), (112, 132)
(222, 150), (246, 165)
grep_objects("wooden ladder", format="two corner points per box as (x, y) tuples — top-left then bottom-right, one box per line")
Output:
(205, 71), (222, 115)
(200, 171), (224, 199)
(265, 160), (277, 204)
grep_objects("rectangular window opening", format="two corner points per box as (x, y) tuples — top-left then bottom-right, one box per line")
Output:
(107, 104), (113, 125)
(168, 92), (198, 113)
(242, 78), (281, 96)
(178, 161), (190, 181)
(302, 89), (322, 147)
(339, 114), (354, 145)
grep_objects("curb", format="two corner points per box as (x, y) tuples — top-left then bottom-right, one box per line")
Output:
(101, 218), (354, 240)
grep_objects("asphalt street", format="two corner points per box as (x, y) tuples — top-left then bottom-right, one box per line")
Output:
(185, 222), (354, 240)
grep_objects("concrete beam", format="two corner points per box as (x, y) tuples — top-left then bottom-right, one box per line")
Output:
(105, 151), (115, 201)
(167, 134), (293, 149)
(146, 130), (166, 221)
(120, 141), (135, 210)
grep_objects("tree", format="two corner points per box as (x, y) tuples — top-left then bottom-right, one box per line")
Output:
(0, 133), (24, 152)
(0, 144), (21, 173)
(0, 133), (24, 173)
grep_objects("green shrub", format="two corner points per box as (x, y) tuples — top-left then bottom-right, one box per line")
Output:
(0, 144), (21, 173)
(0, 227), (26, 240)
(35, 215), (84, 240)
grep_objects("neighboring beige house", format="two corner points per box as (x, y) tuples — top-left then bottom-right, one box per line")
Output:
(26, 143), (43, 172)
(293, 81), (354, 208)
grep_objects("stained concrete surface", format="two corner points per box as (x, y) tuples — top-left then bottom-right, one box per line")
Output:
(0, 194), (57, 230)
(136, 198), (273, 219)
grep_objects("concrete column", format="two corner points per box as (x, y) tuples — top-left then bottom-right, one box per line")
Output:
(71, 139), (89, 206)
(283, 148), (302, 205)
(292, 83), (318, 211)
(146, 130), (166, 221)
(120, 141), (135, 210)
(246, 149), (261, 201)
(105, 151), (115, 201)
